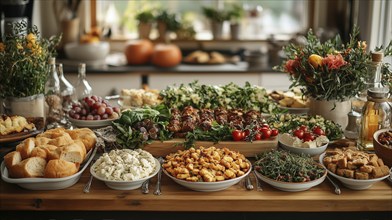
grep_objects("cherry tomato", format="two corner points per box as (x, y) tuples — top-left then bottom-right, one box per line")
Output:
(303, 132), (315, 142)
(293, 129), (304, 139)
(312, 126), (325, 136)
(271, 128), (279, 137)
(299, 125), (308, 132)
(254, 133), (262, 140)
(261, 123), (270, 129)
(232, 130), (245, 141)
(260, 127), (271, 139)
(244, 129), (251, 137)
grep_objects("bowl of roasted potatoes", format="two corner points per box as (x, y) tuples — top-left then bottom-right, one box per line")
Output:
(162, 146), (251, 192)
(320, 147), (390, 190)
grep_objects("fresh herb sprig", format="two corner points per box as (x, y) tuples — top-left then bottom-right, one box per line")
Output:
(183, 122), (232, 148)
(254, 150), (326, 182)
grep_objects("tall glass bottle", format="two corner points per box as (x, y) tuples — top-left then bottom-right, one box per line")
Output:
(45, 57), (62, 128)
(358, 87), (391, 151)
(352, 52), (384, 113)
(58, 63), (76, 110)
(75, 63), (92, 100)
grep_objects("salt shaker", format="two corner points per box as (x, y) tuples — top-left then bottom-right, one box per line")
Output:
(344, 110), (361, 140)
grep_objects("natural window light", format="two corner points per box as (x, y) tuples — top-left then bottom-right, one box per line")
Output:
(95, 0), (309, 40)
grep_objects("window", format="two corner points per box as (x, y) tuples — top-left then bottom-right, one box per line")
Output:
(95, 0), (309, 40)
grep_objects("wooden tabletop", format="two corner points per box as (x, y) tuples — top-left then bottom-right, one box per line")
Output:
(1, 168), (391, 212)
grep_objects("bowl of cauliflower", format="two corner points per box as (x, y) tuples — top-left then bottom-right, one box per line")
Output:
(90, 149), (159, 190)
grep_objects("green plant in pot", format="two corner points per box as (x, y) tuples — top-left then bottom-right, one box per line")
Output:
(135, 9), (155, 39)
(227, 4), (244, 40)
(156, 9), (181, 41)
(202, 6), (228, 39)
(0, 21), (61, 117)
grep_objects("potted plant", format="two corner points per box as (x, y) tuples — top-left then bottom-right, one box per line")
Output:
(0, 21), (61, 117)
(202, 6), (228, 39)
(156, 9), (181, 41)
(227, 4), (244, 40)
(135, 9), (155, 39)
(274, 26), (392, 128)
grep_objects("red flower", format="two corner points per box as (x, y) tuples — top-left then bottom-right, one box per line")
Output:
(285, 59), (299, 75)
(322, 54), (347, 70)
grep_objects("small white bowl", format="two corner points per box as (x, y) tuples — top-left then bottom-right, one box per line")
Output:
(278, 139), (328, 156)
(254, 168), (327, 192)
(90, 158), (160, 190)
(163, 161), (252, 192)
(65, 42), (110, 61)
(319, 153), (390, 190)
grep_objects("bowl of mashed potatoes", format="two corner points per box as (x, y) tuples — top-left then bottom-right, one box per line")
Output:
(90, 149), (160, 190)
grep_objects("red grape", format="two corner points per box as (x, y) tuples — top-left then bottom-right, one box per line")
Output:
(93, 115), (101, 120)
(73, 114), (80, 120)
(74, 106), (81, 113)
(86, 114), (94, 120)
(81, 108), (87, 116)
(91, 95), (99, 102)
(113, 107), (120, 113)
(102, 113), (109, 119)
(80, 116), (86, 120)
(85, 98), (95, 107)
(105, 107), (113, 115)
(92, 102), (101, 109)
(97, 106), (106, 115)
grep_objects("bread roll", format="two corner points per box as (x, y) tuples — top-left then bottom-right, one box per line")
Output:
(8, 157), (47, 178)
(30, 147), (48, 160)
(16, 138), (35, 159)
(44, 159), (79, 178)
(66, 128), (97, 152)
(4, 151), (22, 169)
(48, 132), (74, 147)
(59, 142), (86, 163)
(37, 127), (66, 138)
(34, 137), (51, 146)
(43, 144), (61, 160)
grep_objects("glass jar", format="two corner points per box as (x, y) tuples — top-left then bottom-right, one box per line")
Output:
(358, 87), (391, 151)
(45, 57), (63, 129)
(75, 63), (92, 100)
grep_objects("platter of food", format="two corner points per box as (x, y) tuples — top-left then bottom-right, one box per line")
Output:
(0, 116), (44, 144)
(269, 89), (309, 114)
(320, 147), (390, 190)
(254, 150), (327, 192)
(162, 146), (252, 192)
(182, 51), (227, 65)
(1, 127), (98, 190)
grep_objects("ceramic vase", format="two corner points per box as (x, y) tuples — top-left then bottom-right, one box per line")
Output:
(3, 94), (45, 118)
(308, 98), (351, 129)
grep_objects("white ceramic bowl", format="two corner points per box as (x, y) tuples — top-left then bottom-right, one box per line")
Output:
(278, 138), (328, 156)
(64, 42), (110, 61)
(254, 167), (327, 192)
(69, 117), (116, 129)
(163, 161), (252, 192)
(319, 153), (390, 190)
(1, 147), (97, 190)
(90, 158), (160, 190)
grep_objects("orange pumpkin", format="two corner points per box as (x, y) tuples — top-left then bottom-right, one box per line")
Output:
(151, 44), (182, 68)
(124, 39), (154, 65)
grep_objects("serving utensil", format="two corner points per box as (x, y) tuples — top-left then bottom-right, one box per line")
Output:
(244, 174), (254, 190)
(326, 175), (341, 195)
(83, 159), (97, 193)
(141, 179), (150, 194)
(153, 157), (164, 195)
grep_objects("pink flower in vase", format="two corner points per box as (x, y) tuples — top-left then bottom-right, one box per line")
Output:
(322, 54), (347, 70)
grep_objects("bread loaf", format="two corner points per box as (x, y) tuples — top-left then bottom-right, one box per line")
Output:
(16, 138), (35, 159)
(9, 157), (47, 178)
(4, 151), (22, 169)
(30, 147), (48, 160)
(48, 132), (74, 147)
(44, 159), (79, 178)
(59, 141), (86, 163)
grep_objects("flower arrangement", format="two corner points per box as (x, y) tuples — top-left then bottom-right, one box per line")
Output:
(275, 26), (392, 101)
(0, 21), (61, 98)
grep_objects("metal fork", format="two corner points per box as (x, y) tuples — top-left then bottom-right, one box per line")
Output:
(153, 157), (164, 195)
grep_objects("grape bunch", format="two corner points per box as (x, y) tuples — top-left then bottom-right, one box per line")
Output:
(69, 95), (120, 120)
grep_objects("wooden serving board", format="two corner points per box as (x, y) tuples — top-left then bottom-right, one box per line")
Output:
(143, 138), (278, 157)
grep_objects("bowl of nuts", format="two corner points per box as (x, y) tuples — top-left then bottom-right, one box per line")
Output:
(373, 129), (392, 167)
(162, 146), (251, 192)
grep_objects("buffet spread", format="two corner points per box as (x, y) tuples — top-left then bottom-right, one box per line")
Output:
(1, 81), (391, 213)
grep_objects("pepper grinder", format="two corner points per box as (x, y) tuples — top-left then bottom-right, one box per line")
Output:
(344, 110), (361, 140)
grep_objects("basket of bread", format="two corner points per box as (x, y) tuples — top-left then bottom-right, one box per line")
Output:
(1, 127), (97, 190)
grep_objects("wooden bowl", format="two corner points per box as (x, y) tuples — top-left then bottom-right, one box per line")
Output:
(373, 129), (392, 167)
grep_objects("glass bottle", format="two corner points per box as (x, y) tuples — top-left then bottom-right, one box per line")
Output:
(75, 63), (92, 100)
(58, 63), (76, 110)
(358, 87), (391, 151)
(45, 57), (63, 128)
(352, 52), (384, 113)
